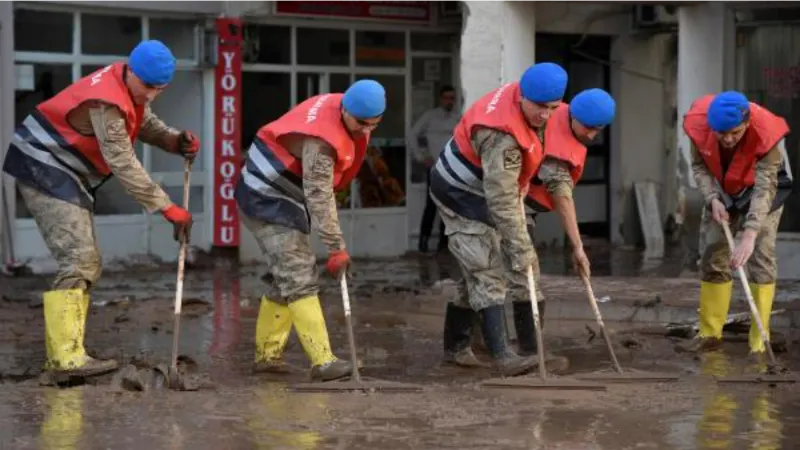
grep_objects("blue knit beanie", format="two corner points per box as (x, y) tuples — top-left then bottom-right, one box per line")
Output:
(343, 80), (386, 119)
(707, 91), (750, 132)
(128, 40), (176, 86)
(570, 89), (616, 128)
(519, 62), (568, 103)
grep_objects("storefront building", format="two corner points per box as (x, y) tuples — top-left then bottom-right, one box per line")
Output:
(5, 2), (797, 276)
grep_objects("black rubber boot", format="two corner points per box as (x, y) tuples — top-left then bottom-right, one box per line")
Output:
(443, 303), (487, 368)
(512, 301), (570, 374)
(513, 300), (545, 355)
(479, 305), (537, 377)
(418, 235), (429, 253)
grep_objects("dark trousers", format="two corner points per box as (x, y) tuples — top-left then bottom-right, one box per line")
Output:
(419, 168), (447, 252)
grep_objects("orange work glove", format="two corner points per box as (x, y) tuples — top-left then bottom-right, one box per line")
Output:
(161, 204), (193, 242)
(178, 131), (200, 161)
(325, 249), (351, 278)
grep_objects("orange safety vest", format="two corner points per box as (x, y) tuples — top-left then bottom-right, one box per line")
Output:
(236, 94), (369, 233)
(3, 62), (144, 208)
(526, 103), (586, 212)
(258, 94), (368, 192)
(684, 95), (790, 204)
(452, 82), (544, 191)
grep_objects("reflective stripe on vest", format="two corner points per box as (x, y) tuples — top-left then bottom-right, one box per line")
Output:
(2, 112), (111, 209)
(429, 137), (494, 225)
(234, 137), (310, 233)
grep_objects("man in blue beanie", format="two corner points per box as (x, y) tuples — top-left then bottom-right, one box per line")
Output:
(679, 91), (792, 357)
(428, 62), (571, 377)
(497, 88), (614, 364)
(234, 80), (385, 382)
(1, 40), (200, 381)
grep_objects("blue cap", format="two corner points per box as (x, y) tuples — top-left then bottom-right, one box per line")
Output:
(519, 62), (568, 103)
(342, 80), (386, 119)
(570, 88), (616, 128)
(708, 91), (750, 132)
(128, 40), (176, 86)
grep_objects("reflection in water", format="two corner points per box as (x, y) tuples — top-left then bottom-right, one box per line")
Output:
(694, 352), (784, 450)
(209, 270), (242, 357)
(40, 388), (84, 450)
(246, 384), (330, 449)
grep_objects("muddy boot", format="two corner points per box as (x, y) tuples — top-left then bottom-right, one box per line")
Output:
(252, 296), (293, 374)
(42, 289), (118, 380)
(310, 359), (353, 382)
(443, 303), (488, 368)
(289, 295), (352, 383)
(512, 301), (569, 374)
(479, 305), (537, 377)
(675, 337), (723, 353)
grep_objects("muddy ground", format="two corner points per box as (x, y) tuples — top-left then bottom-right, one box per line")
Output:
(2, 247), (800, 449)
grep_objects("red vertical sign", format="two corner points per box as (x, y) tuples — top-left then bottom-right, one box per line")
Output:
(213, 18), (243, 247)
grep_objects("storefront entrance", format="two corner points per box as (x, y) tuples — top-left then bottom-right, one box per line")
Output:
(237, 20), (459, 259)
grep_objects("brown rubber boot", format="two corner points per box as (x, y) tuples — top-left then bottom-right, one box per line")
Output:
(675, 337), (723, 353)
(310, 359), (353, 382)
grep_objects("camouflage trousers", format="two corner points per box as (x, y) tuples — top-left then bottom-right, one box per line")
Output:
(432, 197), (543, 311)
(504, 222), (545, 304)
(240, 211), (319, 304)
(700, 205), (782, 284)
(19, 184), (101, 290)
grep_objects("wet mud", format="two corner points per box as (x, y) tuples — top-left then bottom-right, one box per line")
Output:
(2, 248), (800, 449)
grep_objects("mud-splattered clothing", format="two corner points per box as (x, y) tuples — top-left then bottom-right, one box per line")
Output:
(88, 103), (176, 213)
(298, 137), (346, 252)
(700, 205), (782, 284)
(15, 103), (183, 290)
(472, 127), (534, 271)
(432, 127), (540, 311)
(241, 213), (320, 304)
(18, 184), (101, 290)
(693, 140), (783, 284)
(691, 142), (782, 232)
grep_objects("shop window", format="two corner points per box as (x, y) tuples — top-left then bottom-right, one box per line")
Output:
(353, 74), (406, 209)
(356, 31), (405, 68)
(162, 186), (205, 213)
(150, 18), (198, 60)
(14, 64), (72, 128)
(94, 177), (151, 215)
(14, 9), (73, 53)
(242, 25), (290, 64)
(81, 13), (142, 56)
(242, 72), (291, 150)
(410, 32), (456, 53)
(331, 73), (351, 93)
(150, 71), (206, 172)
(297, 28), (349, 66)
(737, 25), (800, 231)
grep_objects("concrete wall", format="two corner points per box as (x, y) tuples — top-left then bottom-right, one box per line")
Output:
(0, 2), (14, 265)
(611, 33), (674, 246)
(675, 2), (735, 269)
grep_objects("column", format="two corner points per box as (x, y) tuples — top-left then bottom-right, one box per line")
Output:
(0, 3), (14, 264)
(460, 1), (536, 107)
(676, 2), (734, 272)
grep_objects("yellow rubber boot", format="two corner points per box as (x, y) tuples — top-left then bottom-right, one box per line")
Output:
(253, 296), (293, 373)
(748, 283), (775, 354)
(699, 281), (733, 339)
(288, 296), (352, 382)
(43, 289), (117, 377)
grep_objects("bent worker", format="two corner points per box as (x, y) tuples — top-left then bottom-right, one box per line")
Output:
(430, 62), (567, 376)
(680, 91), (791, 355)
(2, 40), (199, 379)
(235, 80), (385, 382)
(511, 88), (616, 367)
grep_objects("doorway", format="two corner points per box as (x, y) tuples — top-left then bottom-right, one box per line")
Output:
(535, 33), (613, 240)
